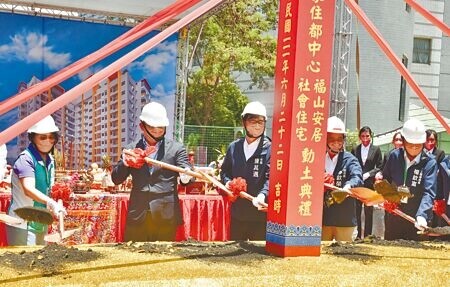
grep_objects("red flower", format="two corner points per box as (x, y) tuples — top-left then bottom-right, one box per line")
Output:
(433, 199), (447, 216)
(124, 147), (157, 168)
(383, 201), (399, 214)
(51, 182), (73, 206)
(227, 177), (247, 202)
(324, 173), (334, 193)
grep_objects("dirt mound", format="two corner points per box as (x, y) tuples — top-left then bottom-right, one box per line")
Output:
(116, 239), (267, 258)
(1, 244), (101, 275)
(1, 239), (448, 287)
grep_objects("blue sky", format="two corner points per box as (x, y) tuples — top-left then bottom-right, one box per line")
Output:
(0, 12), (178, 152)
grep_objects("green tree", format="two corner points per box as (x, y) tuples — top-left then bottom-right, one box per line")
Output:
(345, 129), (359, 152)
(185, 0), (278, 127)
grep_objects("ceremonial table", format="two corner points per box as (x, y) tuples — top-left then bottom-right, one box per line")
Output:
(176, 194), (230, 241)
(0, 193), (11, 246)
(0, 192), (231, 246)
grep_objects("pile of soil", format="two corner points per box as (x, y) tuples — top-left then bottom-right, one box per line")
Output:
(116, 239), (267, 258)
(1, 244), (101, 275)
(2, 237), (446, 272)
(1, 238), (448, 286)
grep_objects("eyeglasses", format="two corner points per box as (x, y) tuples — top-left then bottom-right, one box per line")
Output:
(394, 138), (403, 142)
(37, 134), (56, 141)
(247, 119), (266, 126)
(147, 126), (165, 131)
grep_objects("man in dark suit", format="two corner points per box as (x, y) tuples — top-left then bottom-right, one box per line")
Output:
(112, 102), (193, 242)
(351, 126), (383, 239)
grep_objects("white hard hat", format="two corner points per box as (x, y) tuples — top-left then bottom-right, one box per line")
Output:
(327, 116), (346, 134)
(401, 118), (426, 144)
(27, 115), (59, 134)
(139, 102), (169, 127)
(241, 101), (267, 119)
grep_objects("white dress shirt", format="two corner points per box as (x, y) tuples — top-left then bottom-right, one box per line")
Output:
(243, 137), (261, 161)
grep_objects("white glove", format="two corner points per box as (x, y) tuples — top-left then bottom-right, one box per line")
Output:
(179, 167), (193, 184)
(415, 216), (428, 229)
(375, 172), (383, 181)
(47, 198), (67, 217)
(252, 193), (265, 208)
(363, 172), (370, 181)
(342, 185), (351, 192)
(122, 150), (130, 167)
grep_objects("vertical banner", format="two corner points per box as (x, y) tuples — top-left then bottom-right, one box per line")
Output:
(266, 0), (336, 257)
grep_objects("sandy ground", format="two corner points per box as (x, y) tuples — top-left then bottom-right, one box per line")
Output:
(0, 239), (449, 287)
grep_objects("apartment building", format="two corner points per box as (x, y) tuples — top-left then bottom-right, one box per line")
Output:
(17, 70), (151, 170)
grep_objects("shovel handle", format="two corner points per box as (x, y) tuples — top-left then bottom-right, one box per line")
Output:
(57, 199), (65, 235)
(441, 214), (450, 225)
(143, 157), (204, 178)
(197, 170), (268, 210)
(141, 155), (268, 211)
(388, 207), (445, 236)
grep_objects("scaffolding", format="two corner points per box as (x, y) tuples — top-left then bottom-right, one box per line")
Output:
(330, 0), (353, 123)
(174, 27), (190, 142)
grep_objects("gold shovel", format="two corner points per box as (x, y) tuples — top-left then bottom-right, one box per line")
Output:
(44, 200), (79, 243)
(14, 206), (54, 225)
(324, 183), (385, 206)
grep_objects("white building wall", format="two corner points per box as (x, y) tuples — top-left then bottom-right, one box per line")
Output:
(410, 0), (446, 109)
(346, 0), (415, 134)
(438, 0), (450, 117)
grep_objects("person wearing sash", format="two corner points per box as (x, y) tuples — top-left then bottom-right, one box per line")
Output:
(381, 118), (437, 240)
(6, 115), (66, 246)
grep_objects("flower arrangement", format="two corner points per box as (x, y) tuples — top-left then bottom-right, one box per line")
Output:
(382, 201), (399, 214)
(433, 199), (446, 216)
(123, 146), (156, 168)
(227, 177), (247, 202)
(51, 180), (74, 206)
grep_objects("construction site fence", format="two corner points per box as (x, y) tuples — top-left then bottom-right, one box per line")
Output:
(183, 125), (244, 167)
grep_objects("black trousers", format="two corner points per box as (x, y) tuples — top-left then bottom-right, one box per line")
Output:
(124, 210), (177, 242)
(230, 217), (266, 241)
(124, 193), (180, 242)
(356, 201), (373, 238)
(384, 213), (429, 241)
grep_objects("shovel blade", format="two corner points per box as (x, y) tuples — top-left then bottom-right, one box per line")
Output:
(350, 187), (385, 206)
(44, 228), (80, 243)
(423, 226), (450, 236)
(14, 206), (54, 225)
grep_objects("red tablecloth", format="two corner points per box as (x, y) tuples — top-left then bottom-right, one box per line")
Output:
(176, 194), (230, 241)
(0, 193), (11, 246)
(0, 192), (230, 246)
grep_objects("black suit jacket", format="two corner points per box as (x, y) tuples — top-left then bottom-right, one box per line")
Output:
(351, 143), (383, 189)
(111, 137), (191, 224)
(431, 148), (446, 164)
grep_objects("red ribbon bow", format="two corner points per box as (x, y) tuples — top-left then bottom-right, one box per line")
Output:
(124, 146), (156, 168)
(383, 201), (399, 214)
(227, 177), (247, 202)
(433, 199), (447, 216)
(324, 173), (334, 193)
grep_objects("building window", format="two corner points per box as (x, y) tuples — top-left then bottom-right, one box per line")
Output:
(412, 38), (431, 64)
(406, 4), (411, 12)
(399, 55), (408, 121)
